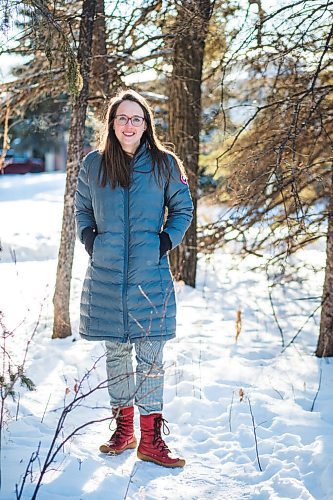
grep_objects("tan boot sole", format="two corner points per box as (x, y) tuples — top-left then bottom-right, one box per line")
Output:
(99, 437), (137, 455)
(137, 450), (185, 468)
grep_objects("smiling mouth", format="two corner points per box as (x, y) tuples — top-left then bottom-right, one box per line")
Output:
(123, 132), (135, 137)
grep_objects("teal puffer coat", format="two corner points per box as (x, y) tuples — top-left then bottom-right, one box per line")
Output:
(74, 145), (193, 342)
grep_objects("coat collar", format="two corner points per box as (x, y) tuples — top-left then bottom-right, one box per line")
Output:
(132, 141), (153, 173)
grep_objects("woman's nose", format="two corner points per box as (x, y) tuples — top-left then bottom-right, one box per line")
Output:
(124, 120), (134, 129)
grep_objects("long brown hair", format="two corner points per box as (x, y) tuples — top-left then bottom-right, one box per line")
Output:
(99, 89), (185, 189)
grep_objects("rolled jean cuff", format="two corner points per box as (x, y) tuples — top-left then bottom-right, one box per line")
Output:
(136, 399), (164, 415)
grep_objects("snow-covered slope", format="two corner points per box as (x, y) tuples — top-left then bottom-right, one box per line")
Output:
(0, 172), (331, 500)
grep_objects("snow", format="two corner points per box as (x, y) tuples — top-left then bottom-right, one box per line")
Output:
(0, 172), (331, 500)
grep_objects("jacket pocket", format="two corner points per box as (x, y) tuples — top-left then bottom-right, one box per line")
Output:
(91, 233), (103, 265)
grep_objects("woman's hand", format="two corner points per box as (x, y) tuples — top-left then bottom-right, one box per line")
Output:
(82, 227), (97, 257)
(159, 231), (172, 259)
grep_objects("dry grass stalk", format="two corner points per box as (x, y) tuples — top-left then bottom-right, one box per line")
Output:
(235, 309), (242, 342)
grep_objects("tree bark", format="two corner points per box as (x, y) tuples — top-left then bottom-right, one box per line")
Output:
(90, 0), (109, 117)
(168, 0), (212, 287)
(316, 164), (333, 357)
(52, 0), (97, 339)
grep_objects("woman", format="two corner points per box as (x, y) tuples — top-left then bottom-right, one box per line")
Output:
(75, 89), (193, 468)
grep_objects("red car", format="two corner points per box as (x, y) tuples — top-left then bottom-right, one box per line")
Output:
(2, 152), (45, 174)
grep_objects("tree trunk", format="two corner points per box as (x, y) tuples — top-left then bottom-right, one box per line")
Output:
(90, 0), (109, 117)
(316, 165), (333, 357)
(52, 0), (97, 339)
(168, 0), (212, 287)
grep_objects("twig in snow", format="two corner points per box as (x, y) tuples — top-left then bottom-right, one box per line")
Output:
(271, 387), (284, 400)
(15, 441), (41, 500)
(15, 393), (20, 421)
(267, 285), (285, 348)
(266, 376), (284, 400)
(247, 396), (262, 472)
(40, 393), (52, 424)
(281, 301), (322, 353)
(228, 390), (235, 432)
(123, 464), (138, 500)
(310, 364), (322, 412)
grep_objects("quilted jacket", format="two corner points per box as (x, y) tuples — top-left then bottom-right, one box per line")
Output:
(74, 144), (193, 342)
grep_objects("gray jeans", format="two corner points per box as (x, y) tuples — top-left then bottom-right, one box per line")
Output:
(105, 339), (166, 415)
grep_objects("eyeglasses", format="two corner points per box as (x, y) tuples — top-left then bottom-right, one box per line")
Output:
(114, 114), (145, 127)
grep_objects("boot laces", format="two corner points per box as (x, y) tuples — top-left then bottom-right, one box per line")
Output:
(153, 416), (171, 453)
(108, 413), (126, 444)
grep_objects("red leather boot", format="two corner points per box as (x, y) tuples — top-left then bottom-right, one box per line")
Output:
(99, 406), (137, 454)
(137, 413), (185, 468)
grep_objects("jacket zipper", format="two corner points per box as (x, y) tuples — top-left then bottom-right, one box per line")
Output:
(122, 187), (129, 337)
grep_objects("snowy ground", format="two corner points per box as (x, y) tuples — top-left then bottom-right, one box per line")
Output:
(0, 172), (332, 500)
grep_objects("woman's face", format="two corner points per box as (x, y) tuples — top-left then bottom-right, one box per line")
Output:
(113, 100), (147, 155)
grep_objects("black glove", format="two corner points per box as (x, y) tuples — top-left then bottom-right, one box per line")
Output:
(82, 227), (97, 257)
(159, 231), (172, 259)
